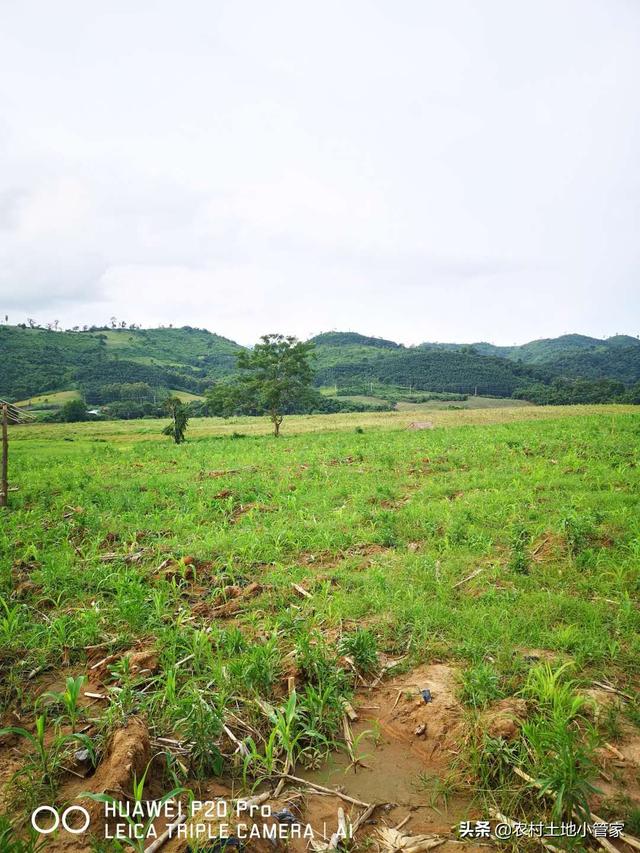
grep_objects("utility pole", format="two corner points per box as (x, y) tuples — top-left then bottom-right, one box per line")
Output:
(0, 401), (34, 508)
(1, 404), (8, 508)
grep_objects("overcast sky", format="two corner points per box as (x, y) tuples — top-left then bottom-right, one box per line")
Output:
(1, 0), (639, 345)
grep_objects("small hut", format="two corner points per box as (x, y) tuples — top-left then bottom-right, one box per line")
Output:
(1, 400), (35, 508)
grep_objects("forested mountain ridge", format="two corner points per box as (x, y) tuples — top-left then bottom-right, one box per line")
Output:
(0, 325), (242, 400)
(1, 324), (639, 403)
(310, 331), (640, 394)
(312, 341), (548, 396)
(419, 332), (640, 367)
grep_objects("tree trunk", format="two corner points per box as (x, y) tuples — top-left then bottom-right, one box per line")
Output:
(0, 404), (8, 508)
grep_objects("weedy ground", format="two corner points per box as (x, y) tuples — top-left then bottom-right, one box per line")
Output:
(0, 405), (639, 851)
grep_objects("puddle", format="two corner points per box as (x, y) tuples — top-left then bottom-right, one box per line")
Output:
(302, 720), (441, 807)
(298, 663), (482, 849)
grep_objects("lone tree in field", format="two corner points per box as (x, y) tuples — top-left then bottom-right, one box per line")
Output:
(162, 397), (189, 444)
(237, 334), (315, 436)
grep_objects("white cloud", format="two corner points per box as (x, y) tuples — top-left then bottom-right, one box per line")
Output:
(0, 0), (638, 343)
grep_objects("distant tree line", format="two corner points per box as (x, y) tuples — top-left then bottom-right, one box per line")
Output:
(513, 378), (640, 405)
(315, 349), (547, 397)
(333, 385), (467, 403)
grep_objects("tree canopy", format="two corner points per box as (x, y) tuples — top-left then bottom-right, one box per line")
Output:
(234, 334), (315, 435)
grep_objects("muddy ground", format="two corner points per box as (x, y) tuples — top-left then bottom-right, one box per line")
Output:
(2, 658), (640, 851)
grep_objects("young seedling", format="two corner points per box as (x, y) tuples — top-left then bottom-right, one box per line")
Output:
(0, 596), (25, 649)
(339, 629), (379, 676)
(0, 815), (47, 853)
(0, 713), (95, 794)
(43, 674), (87, 730)
(243, 692), (303, 788)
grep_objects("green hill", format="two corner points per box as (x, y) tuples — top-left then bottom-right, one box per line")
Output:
(417, 333), (640, 381)
(2, 324), (639, 407)
(539, 345), (640, 384)
(0, 325), (242, 401)
(312, 330), (640, 400)
(507, 334), (611, 364)
(311, 334), (549, 396)
(420, 333), (614, 361)
(311, 331), (402, 350)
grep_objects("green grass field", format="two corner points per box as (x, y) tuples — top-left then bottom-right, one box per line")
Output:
(1, 405), (639, 850)
(13, 390), (81, 408)
(168, 389), (205, 403)
(395, 395), (532, 411)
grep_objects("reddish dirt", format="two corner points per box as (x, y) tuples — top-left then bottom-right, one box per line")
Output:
(20, 718), (152, 852)
(92, 716), (150, 796)
(530, 530), (566, 562)
(482, 698), (528, 740)
(298, 663), (491, 851)
(358, 663), (466, 770)
(583, 689), (640, 819)
(191, 581), (263, 618)
(89, 645), (158, 684)
(5, 654), (638, 852)
(0, 711), (26, 815)
(299, 543), (392, 572)
(157, 784), (486, 853)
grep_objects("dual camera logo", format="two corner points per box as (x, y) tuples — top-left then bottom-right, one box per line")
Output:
(31, 805), (91, 835)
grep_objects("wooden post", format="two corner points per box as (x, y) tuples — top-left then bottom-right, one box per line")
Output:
(1, 403), (8, 508)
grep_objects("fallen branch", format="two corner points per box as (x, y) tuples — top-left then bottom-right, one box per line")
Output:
(282, 773), (372, 808)
(226, 709), (261, 739)
(90, 652), (119, 671)
(592, 680), (633, 702)
(144, 808), (187, 853)
(329, 807), (348, 850)
(452, 567), (483, 589)
(61, 764), (86, 779)
(222, 723), (249, 758)
(98, 550), (146, 564)
(375, 826), (445, 852)
(342, 714), (357, 767)
(291, 582), (312, 599)
(236, 790), (271, 808)
(352, 803), (377, 835)
(369, 655), (407, 688)
(603, 741), (625, 761)
(342, 655), (369, 686)
(342, 700), (358, 722)
(273, 756), (291, 798)
(28, 664), (51, 680)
